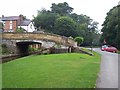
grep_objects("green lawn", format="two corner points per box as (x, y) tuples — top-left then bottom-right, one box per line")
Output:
(2, 52), (101, 88)
(0, 64), (2, 89)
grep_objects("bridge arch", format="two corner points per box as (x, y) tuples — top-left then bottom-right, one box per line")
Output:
(16, 40), (42, 56)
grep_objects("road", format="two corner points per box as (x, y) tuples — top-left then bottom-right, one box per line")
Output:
(93, 48), (118, 88)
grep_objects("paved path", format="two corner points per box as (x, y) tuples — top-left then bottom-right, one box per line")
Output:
(93, 48), (118, 88)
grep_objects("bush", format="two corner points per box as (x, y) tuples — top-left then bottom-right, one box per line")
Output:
(28, 46), (38, 52)
(16, 28), (25, 33)
(75, 36), (84, 46)
(1, 44), (10, 54)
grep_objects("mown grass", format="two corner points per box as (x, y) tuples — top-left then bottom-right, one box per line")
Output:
(2, 52), (101, 88)
(0, 64), (2, 89)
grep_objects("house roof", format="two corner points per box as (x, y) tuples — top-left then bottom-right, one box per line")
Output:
(1, 15), (32, 26)
(18, 20), (31, 26)
(1, 16), (19, 21)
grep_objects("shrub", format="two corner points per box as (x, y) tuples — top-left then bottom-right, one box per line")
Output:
(75, 36), (84, 46)
(1, 44), (10, 54)
(16, 27), (25, 33)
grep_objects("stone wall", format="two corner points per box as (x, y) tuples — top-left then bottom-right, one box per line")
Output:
(2, 32), (76, 46)
(2, 32), (77, 55)
(2, 40), (18, 54)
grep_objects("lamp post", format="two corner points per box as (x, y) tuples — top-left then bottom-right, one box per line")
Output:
(91, 41), (93, 55)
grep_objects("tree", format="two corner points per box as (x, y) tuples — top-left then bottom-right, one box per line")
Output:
(16, 27), (26, 32)
(33, 10), (60, 32)
(101, 5), (120, 49)
(54, 16), (77, 37)
(70, 14), (99, 46)
(33, 2), (100, 46)
(89, 21), (99, 32)
(19, 14), (27, 20)
(0, 22), (3, 29)
(74, 36), (84, 46)
(51, 2), (73, 16)
(70, 14), (92, 25)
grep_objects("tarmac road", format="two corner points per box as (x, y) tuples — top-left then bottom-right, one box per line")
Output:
(93, 48), (118, 88)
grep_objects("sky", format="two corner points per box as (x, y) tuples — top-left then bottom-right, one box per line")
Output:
(0, 0), (119, 29)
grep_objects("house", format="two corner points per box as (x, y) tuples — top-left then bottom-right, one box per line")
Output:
(0, 17), (3, 32)
(1, 15), (35, 32)
(0, 17), (3, 29)
(17, 19), (35, 32)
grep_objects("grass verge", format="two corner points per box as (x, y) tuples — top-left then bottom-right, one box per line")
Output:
(2, 53), (101, 88)
(0, 64), (2, 89)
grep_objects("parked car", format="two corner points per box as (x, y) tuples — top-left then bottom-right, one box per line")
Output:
(101, 45), (108, 51)
(101, 45), (118, 53)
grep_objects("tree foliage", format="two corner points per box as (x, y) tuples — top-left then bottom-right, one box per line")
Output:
(74, 36), (84, 46)
(16, 28), (25, 33)
(0, 22), (3, 29)
(33, 2), (100, 46)
(51, 2), (73, 16)
(54, 16), (77, 37)
(33, 10), (60, 32)
(101, 5), (120, 49)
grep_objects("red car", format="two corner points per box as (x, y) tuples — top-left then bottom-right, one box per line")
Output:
(101, 45), (118, 53)
(101, 45), (108, 51)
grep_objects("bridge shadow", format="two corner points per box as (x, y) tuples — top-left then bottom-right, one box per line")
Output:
(16, 41), (41, 56)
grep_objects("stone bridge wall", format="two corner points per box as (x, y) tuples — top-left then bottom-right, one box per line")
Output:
(2, 40), (20, 54)
(2, 32), (76, 46)
(2, 32), (77, 55)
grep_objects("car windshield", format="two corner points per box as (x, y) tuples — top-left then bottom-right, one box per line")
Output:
(102, 45), (108, 48)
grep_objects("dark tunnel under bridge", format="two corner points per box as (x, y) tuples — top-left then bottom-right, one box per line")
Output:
(16, 41), (42, 56)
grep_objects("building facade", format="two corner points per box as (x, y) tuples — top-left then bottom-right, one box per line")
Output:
(1, 15), (35, 32)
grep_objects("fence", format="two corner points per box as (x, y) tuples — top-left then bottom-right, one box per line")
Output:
(49, 47), (69, 54)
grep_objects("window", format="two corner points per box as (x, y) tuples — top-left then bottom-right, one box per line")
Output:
(10, 21), (12, 24)
(10, 24), (12, 29)
(10, 21), (12, 29)
(3, 21), (5, 26)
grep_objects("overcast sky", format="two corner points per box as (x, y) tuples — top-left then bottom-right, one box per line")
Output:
(0, 0), (119, 29)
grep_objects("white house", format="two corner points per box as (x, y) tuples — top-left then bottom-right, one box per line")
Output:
(18, 20), (35, 32)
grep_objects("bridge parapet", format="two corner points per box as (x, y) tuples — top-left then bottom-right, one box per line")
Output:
(2, 32), (77, 47)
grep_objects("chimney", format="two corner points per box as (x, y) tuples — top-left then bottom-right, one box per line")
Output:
(19, 14), (23, 21)
(2, 15), (4, 18)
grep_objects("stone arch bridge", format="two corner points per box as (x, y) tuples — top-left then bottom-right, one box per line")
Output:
(2, 32), (76, 55)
